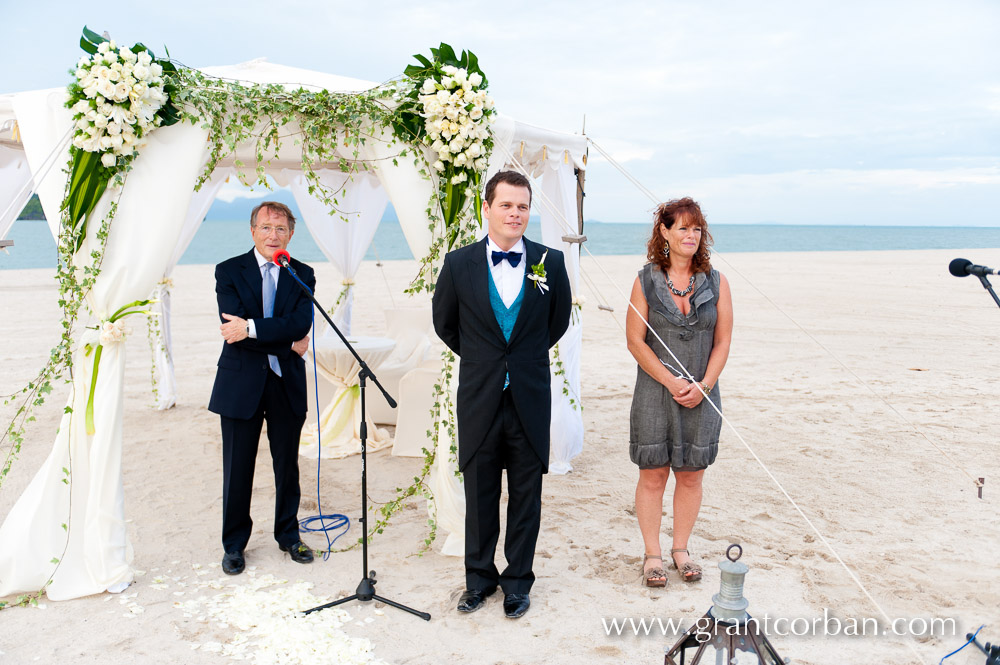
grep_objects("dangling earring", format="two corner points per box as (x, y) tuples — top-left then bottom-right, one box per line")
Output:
(663, 245), (670, 256)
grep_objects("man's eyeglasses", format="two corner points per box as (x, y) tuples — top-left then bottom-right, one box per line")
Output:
(256, 225), (290, 237)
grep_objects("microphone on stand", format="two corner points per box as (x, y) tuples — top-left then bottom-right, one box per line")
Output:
(271, 246), (418, 620)
(273, 249), (292, 268)
(950, 257), (1000, 310)
(950, 258), (998, 278)
(273, 249), (303, 279)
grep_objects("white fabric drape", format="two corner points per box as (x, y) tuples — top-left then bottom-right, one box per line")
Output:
(547, 318), (583, 474)
(360, 127), (433, 261)
(540, 162), (584, 473)
(285, 170), (388, 335)
(0, 145), (34, 240)
(0, 91), (210, 600)
(428, 371), (464, 556)
(10, 90), (68, 239)
(150, 168), (234, 410)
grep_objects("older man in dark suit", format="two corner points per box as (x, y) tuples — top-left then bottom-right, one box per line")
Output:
(432, 170), (572, 619)
(208, 201), (315, 575)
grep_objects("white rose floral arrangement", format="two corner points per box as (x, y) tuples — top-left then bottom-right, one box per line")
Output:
(63, 27), (181, 253)
(418, 65), (494, 182)
(69, 42), (167, 169)
(393, 44), (496, 252)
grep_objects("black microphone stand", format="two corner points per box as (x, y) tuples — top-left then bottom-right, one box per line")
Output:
(950, 258), (1000, 310)
(965, 631), (1000, 665)
(975, 274), (1000, 310)
(278, 257), (430, 621)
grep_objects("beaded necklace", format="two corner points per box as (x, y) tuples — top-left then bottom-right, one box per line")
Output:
(667, 273), (695, 297)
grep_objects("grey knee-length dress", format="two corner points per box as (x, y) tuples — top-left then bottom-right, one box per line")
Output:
(629, 264), (722, 469)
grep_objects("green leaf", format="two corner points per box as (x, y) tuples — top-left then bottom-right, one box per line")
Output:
(50, 557), (60, 565)
(436, 43), (459, 65)
(79, 37), (98, 56)
(411, 53), (433, 68)
(85, 345), (103, 435)
(81, 26), (105, 46)
(65, 149), (111, 253)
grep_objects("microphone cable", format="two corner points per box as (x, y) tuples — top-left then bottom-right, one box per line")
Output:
(283, 263), (351, 559)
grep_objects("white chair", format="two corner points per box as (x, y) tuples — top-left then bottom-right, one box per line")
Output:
(368, 306), (434, 425)
(391, 367), (440, 457)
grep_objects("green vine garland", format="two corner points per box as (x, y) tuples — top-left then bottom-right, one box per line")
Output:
(144, 280), (171, 405)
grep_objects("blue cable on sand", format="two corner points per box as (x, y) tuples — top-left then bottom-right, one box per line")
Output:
(284, 264), (351, 559)
(939, 625), (984, 664)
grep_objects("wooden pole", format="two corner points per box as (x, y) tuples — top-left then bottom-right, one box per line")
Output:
(576, 114), (587, 235)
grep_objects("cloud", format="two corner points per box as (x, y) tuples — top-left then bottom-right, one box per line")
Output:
(3, 0), (998, 226)
(214, 180), (285, 203)
(587, 139), (655, 165)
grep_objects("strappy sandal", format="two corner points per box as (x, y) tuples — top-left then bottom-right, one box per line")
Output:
(670, 548), (703, 582)
(642, 554), (667, 588)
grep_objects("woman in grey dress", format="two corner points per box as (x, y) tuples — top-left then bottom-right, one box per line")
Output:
(626, 197), (733, 588)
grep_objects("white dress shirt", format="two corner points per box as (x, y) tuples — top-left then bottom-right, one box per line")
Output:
(486, 236), (526, 308)
(246, 248), (274, 339)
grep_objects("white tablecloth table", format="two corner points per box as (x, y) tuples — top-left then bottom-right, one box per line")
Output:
(299, 334), (396, 458)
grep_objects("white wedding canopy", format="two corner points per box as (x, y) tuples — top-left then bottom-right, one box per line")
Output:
(0, 59), (588, 599)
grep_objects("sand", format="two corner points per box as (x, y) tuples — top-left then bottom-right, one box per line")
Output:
(0, 248), (998, 664)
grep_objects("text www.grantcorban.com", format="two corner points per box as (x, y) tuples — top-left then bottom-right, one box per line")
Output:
(602, 612), (958, 639)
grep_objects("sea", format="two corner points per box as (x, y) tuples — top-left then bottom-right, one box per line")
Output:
(3, 218), (1000, 271)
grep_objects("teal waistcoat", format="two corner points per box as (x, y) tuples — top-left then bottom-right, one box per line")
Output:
(488, 268), (524, 341)
(488, 269), (524, 390)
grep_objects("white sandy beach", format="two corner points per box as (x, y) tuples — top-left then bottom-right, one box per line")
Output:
(1, 248), (998, 665)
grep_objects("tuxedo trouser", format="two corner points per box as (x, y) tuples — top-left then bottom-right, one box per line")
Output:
(220, 370), (306, 553)
(463, 389), (544, 595)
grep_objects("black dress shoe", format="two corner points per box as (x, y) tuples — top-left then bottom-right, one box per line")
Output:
(279, 540), (315, 564)
(503, 592), (530, 619)
(457, 587), (496, 613)
(222, 550), (245, 575)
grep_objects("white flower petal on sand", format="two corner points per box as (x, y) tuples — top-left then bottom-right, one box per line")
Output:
(172, 572), (388, 665)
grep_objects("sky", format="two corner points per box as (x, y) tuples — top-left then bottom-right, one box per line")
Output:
(3, 0), (999, 226)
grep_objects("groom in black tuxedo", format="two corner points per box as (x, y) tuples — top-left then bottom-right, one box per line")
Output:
(432, 171), (571, 619)
(208, 201), (316, 575)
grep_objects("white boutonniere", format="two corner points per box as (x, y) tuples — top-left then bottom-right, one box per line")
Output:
(527, 250), (549, 292)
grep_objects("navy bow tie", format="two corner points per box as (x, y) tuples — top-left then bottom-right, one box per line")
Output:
(491, 250), (522, 267)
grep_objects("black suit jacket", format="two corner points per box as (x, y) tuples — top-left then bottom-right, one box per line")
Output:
(208, 249), (316, 420)
(432, 236), (572, 472)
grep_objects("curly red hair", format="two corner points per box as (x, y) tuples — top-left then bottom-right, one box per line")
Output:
(646, 197), (713, 273)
